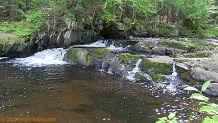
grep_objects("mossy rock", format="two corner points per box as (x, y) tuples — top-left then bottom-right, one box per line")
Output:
(142, 58), (172, 75)
(118, 53), (139, 64)
(115, 62), (122, 70)
(162, 40), (195, 52)
(67, 48), (94, 66)
(92, 48), (111, 59)
(183, 53), (209, 58)
(153, 74), (165, 83)
(176, 67), (194, 83)
(67, 48), (82, 63)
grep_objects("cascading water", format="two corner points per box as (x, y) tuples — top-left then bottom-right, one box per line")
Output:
(0, 57), (8, 60)
(166, 62), (180, 91)
(100, 61), (107, 72)
(126, 59), (142, 81)
(11, 48), (68, 67)
(74, 40), (130, 52)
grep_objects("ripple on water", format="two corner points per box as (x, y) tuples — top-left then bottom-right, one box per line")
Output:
(0, 60), (201, 123)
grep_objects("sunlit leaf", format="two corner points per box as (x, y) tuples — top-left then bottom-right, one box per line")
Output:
(169, 119), (179, 123)
(202, 117), (212, 123)
(156, 119), (166, 123)
(201, 81), (211, 92)
(212, 116), (218, 122)
(189, 93), (209, 101)
(159, 117), (167, 120)
(200, 106), (217, 114)
(199, 102), (207, 106)
(168, 112), (176, 119)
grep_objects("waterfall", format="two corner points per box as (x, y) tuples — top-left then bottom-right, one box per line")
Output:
(100, 61), (107, 72)
(171, 63), (178, 81)
(166, 62), (180, 91)
(11, 48), (68, 67)
(74, 40), (129, 52)
(126, 59), (142, 81)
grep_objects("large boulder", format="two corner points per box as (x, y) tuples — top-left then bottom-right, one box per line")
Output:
(190, 60), (218, 83)
(65, 47), (111, 67)
(65, 48), (93, 66)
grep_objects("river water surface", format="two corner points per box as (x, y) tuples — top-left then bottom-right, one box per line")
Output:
(0, 48), (201, 123)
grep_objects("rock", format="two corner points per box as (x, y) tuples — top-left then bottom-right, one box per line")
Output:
(198, 60), (218, 73)
(135, 72), (153, 82)
(142, 57), (173, 75)
(151, 46), (167, 55)
(176, 63), (190, 70)
(76, 49), (92, 66)
(39, 34), (50, 48)
(82, 30), (98, 44)
(134, 39), (158, 53)
(5, 41), (37, 58)
(65, 48), (93, 66)
(64, 30), (81, 46)
(50, 34), (57, 45)
(204, 83), (218, 96)
(191, 67), (218, 82)
(57, 32), (64, 47)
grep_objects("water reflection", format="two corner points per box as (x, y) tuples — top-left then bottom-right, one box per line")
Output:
(0, 61), (200, 123)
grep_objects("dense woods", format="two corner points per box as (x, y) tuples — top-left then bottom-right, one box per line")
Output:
(0, 0), (217, 38)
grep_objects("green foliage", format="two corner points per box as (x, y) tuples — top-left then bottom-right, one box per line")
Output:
(26, 10), (45, 31)
(189, 80), (218, 123)
(103, 11), (118, 23)
(202, 25), (218, 38)
(0, 21), (33, 37)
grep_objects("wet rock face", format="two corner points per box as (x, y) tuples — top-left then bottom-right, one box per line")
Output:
(204, 83), (218, 96)
(4, 41), (38, 58)
(39, 34), (50, 48)
(191, 67), (218, 82)
(190, 60), (218, 83)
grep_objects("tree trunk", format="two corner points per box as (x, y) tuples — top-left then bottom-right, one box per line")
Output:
(26, 0), (31, 10)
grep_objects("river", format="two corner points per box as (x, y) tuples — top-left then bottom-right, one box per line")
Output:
(0, 47), (201, 123)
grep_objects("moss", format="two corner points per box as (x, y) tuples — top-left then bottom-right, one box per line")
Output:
(176, 67), (193, 83)
(142, 58), (172, 75)
(162, 40), (195, 52)
(183, 53), (209, 58)
(87, 54), (94, 65)
(118, 53), (128, 63)
(67, 48), (82, 63)
(92, 48), (111, 59)
(118, 53), (139, 64)
(153, 74), (165, 83)
(115, 62), (122, 70)
(127, 54), (139, 63)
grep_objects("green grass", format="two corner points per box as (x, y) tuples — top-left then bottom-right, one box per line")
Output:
(0, 21), (33, 38)
(0, 31), (20, 44)
(203, 25), (218, 38)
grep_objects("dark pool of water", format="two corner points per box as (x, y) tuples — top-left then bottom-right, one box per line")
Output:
(0, 60), (201, 123)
